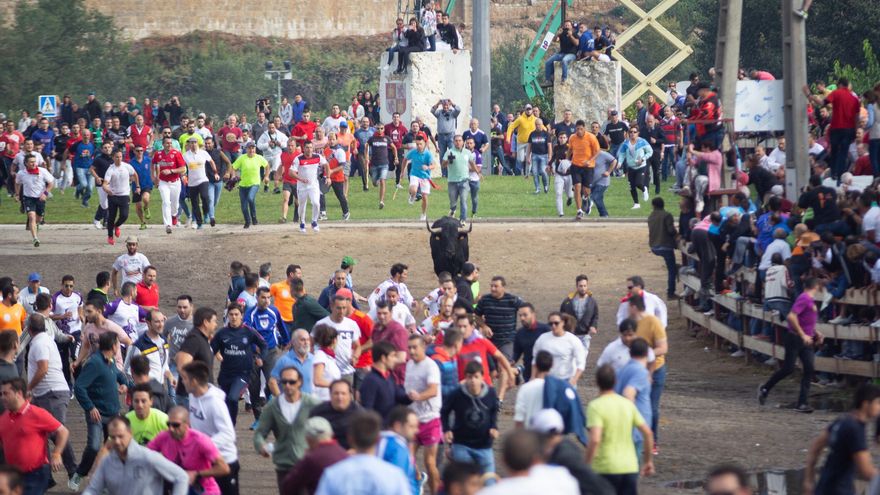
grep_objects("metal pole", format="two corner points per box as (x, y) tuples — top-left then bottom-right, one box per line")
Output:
(277, 74), (282, 109)
(782, 0), (809, 200)
(714, 0), (742, 188)
(472, 0), (491, 166)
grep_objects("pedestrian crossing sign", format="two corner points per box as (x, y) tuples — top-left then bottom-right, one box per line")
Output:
(39, 95), (57, 118)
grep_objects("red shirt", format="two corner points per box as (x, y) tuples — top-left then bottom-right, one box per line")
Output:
(292, 121), (318, 143)
(384, 123), (407, 148)
(0, 402), (62, 472)
(218, 126), (242, 153)
(826, 88), (860, 130)
(280, 150), (300, 185)
(323, 147), (346, 183)
(853, 155), (873, 176)
(153, 149), (186, 182)
(0, 131), (25, 159)
(372, 320), (409, 384)
(128, 125), (152, 149)
(350, 310), (375, 369)
(458, 337), (498, 385)
(135, 281), (160, 308)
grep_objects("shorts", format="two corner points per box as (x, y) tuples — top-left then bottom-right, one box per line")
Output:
(343, 162), (351, 176)
(22, 196), (45, 216)
(267, 155), (282, 172)
(416, 417), (442, 446)
(370, 165), (389, 183)
(282, 183), (297, 205)
(570, 166), (594, 186)
(411, 177), (431, 195)
(132, 187), (152, 203)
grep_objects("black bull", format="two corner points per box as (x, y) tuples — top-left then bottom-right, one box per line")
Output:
(426, 216), (472, 277)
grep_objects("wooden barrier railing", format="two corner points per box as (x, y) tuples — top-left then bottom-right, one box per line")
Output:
(679, 271), (880, 378)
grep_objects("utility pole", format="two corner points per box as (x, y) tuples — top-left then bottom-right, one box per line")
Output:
(472, 0), (491, 166)
(782, 0), (809, 200)
(714, 0), (742, 188)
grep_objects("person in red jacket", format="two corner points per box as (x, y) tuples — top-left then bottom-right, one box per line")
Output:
(152, 137), (187, 234)
(806, 77), (861, 180)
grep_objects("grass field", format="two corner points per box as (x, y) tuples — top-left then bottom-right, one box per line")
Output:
(0, 175), (683, 224)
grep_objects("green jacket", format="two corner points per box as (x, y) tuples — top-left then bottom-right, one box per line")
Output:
(253, 393), (322, 471)
(292, 294), (329, 333)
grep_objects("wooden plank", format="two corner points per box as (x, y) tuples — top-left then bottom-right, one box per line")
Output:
(681, 273), (701, 291)
(708, 318), (742, 344)
(739, 299), (877, 341)
(712, 294), (740, 313)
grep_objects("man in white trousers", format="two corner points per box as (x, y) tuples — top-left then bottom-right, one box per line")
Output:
(292, 141), (331, 234)
(152, 137), (187, 234)
(257, 121), (289, 194)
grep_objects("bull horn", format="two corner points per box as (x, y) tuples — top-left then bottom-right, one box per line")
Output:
(459, 220), (473, 234)
(425, 218), (440, 233)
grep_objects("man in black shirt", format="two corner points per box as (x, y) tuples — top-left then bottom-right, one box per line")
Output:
(544, 21), (579, 84)
(553, 110), (577, 142)
(643, 115), (666, 195)
(174, 307), (218, 406)
(797, 174), (841, 232)
(89, 141), (114, 228)
(475, 276), (524, 359)
(804, 383), (880, 495)
(309, 380), (362, 450)
(512, 303), (550, 382)
(603, 111), (628, 157)
(366, 126), (396, 208)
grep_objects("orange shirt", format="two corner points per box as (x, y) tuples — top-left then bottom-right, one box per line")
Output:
(0, 303), (27, 335)
(568, 132), (600, 168)
(269, 281), (296, 322)
(350, 310), (375, 369)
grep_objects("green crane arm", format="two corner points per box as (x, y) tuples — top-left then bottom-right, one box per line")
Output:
(521, 0), (574, 99)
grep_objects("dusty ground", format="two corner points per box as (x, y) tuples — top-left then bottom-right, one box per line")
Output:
(0, 222), (840, 494)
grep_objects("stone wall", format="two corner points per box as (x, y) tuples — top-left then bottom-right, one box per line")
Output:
(379, 51), (472, 135)
(553, 60), (621, 127)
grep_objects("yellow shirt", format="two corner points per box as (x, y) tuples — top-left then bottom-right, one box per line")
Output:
(636, 314), (667, 369)
(506, 113), (537, 144)
(0, 303), (27, 335)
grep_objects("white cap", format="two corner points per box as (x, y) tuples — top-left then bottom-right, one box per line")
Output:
(770, 185), (784, 196)
(528, 409), (564, 434)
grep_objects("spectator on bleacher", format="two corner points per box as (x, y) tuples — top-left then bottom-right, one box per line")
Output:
(395, 18), (425, 75)
(576, 23), (593, 60)
(544, 21), (579, 84)
(687, 140), (722, 216)
(420, 0), (438, 52)
(436, 12), (460, 52)
(385, 18), (409, 69)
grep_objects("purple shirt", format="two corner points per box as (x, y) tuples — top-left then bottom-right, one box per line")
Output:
(788, 292), (818, 337)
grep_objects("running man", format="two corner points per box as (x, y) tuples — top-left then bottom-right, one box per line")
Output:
(151, 137), (187, 234)
(129, 145), (152, 230)
(101, 149), (140, 245)
(291, 141), (331, 233)
(566, 120), (600, 219)
(366, 125), (397, 209)
(14, 153), (54, 247)
(406, 135), (436, 221)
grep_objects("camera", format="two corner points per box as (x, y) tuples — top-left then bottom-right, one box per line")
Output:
(446, 152), (455, 161)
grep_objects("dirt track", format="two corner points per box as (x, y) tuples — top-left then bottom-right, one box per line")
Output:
(0, 222), (837, 493)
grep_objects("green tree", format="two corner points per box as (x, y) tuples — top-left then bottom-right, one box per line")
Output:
(830, 40), (880, 94)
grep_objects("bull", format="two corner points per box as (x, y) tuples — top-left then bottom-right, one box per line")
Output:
(426, 216), (472, 277)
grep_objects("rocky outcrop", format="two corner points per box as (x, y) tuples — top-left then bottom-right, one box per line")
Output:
(553, 60), (622, 126)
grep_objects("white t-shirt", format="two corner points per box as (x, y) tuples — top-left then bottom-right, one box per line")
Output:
(862, 206), (880, 238)
(368, 279), (415, 310)
(292, 154), (328, 185)
(313, 349), (341, 401)
(15, 167), (54, 198)
(513, 377), (544, 425)
(314, 316), (361, 376)
(28, 332), (69, 396)
(595, 337), (656, 373)
(532, 332), (586, 381)
(184, 149), (212, 187)
(13, 151), (45, 170)
(278, 396), (303, 424)
(369, 303), (416, 329)
(105, 298), (142, 341)
(615, 290), (668, 328)
(404, 358), (441, 422)
(113, 252), (151, 285)
(478, 465), (579, 495)
(18, 286), (49, 315)
(103, 163), (137, 196)
(52, 291), (83, 334)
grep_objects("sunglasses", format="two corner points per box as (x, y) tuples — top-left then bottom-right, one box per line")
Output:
(281, 379), (299, 385)
(167, 422), (183, 428)
(629, 130), (639, 134)
(549, 321), (563, 326)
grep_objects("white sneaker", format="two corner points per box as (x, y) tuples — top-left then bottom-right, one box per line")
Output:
(299, 223), (307, 233)
(93, 220), (101, 229)
(419, 214), (427, 221)
(631, 204), (641, 209)
(343, 212), (351, 220)
(396, 183), (404, 189)
(828, 315), (852, 325)
(408, 195), (415, 205)
(191, 221), (197, 230)
(871, 319), (880, 329)
(643, 187), (649, 201)
(695, 200), (705, 213)
(730, 350), (746, 358)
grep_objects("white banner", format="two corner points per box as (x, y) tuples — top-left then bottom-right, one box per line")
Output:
(733, 80), (785, 132)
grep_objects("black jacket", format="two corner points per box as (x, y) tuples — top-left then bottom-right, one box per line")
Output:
(559, 294), (599, 336)
(644, 124), (666, 151)
(437, 23), (459, 49)
(440, 383), (498, 449)
(454, 276), (475, 308)
(310, 401), (362, 450)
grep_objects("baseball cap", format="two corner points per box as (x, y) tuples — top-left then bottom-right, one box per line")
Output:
(304, 417), (333, 438)
(88, 91), (96, 96)
(461, 262), (477, 276)
(339, 122), (348, 129)
(528, 409), (564, 434)
(28, 272), (41, 283)
(770, 185), (784, 196)
(341, 256), (357, 268)
(610, 110), (619, 116)
(524, 104), (533, 110)
(186, 136), (199, 143)
(125, 235), (139, 244)
(335, 288), (354, 300)
(246, 141), (256, 147)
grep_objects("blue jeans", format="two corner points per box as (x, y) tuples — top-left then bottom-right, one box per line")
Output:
(450, 444), (496, 484)
(674, 154), (688, 188)
(544, 53), (576, 82)
(661, 147), (675, 180)
(207, 181), (223, 220)
(448, 181), (470, 220)
(76, 414), (111, 476)
(530, 154), (549, 191)
(238, 185), (258, 224)
(651, 246), (677, 296)
(22, 464), (50, 495)
(751, 299), (791, 340)
(75, 167), (93, 204)
(437, 134), (454, 176)
(386, 46), (401, 65)
(426, 34), (436, 51)
(650, 365), (667, 443)
(468, 180), (480, 215)
(590, 183), (609, 217)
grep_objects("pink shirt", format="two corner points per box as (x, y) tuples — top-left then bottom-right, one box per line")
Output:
(691, 149), (723, 191)
(148, 429), (221, 494)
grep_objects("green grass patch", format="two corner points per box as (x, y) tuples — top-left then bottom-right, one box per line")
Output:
(0, 176), (683, 224)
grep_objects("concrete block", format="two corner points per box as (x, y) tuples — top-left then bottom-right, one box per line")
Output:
(553, 60), (622, 127)
(379, 50), (472, 137)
